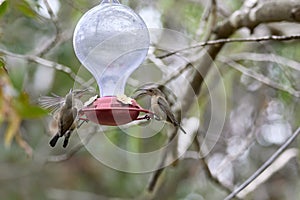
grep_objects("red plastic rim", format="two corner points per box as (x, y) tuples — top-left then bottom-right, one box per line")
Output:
(82, 96), (152, 126)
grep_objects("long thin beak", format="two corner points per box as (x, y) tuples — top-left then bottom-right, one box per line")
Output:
(72, 88), (95, 97)
(134, 88), (147, 92)
(132, 88), (148, 99)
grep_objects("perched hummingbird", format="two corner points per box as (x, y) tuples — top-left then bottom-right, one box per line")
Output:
(134, 87), (187, 134)
(39, 89), (89, 147)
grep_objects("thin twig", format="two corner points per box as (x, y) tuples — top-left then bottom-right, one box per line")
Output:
(0, 48), (86, 86)
(158, 34), (300, 59)
(219, 56), (300, 98)
(146, 129), (178, 193)
(237, 148), (299, 198)
(229, 52), (298, 89)
(202, 0), (218, 42)
(161, 62), (193, 86)
(196, 0), (212, 38)
(224, 127), (300, 200)
(34, 0), (62, 57)
(193, 137), (238, 197)
(16, 129), (33, 158)
(229, 52), (300, 72)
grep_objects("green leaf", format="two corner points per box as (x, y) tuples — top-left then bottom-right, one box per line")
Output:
(4, 115), (21, 148)
(13, 93), (48, 119)
(16, 0), (37, 18)
(0, 57), (7, 73)
(0, 0), (8, 17)
(9, 64), (26, 93)
(278, 90), (293, 105)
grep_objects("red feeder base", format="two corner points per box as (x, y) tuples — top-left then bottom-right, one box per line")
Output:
(82, 96), (152, 126)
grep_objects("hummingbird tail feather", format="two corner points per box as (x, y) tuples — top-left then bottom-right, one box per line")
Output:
(63, 138), (69, 148)
(49, 134), (60, 147)
(62, 131), (71, 148)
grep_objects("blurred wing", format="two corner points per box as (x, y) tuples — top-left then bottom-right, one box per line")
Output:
(157, 96), (177, 125)
(38, 95), (64, 114)
(157, 96), (186, 133)
(158, 85), (177, 107)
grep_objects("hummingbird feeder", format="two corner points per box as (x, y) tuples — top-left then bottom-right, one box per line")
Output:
(73, 0), (151, 125)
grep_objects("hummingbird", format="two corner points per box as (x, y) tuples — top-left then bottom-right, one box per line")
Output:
(39, 89), (89, 147)
(134, 87), (187, 134)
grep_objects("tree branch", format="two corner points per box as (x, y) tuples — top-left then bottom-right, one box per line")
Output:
(146, 131), (178, 193)
(157, 34), (300, 59)
(224, 127), (300, 200)
(237, 148), (298, 199)
(215, 0), (300, 37)
(196, 0), (217, 41)
(229, 52), (300, 72)
(145, 0), (300, 196)
(219, 56), (300, 97)
(0, 48), (86, 86)
(34, 0), (62, 57)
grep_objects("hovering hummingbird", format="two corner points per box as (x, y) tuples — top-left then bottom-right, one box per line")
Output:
(39, 89), (90, 147)
(134, 86), (187, 134)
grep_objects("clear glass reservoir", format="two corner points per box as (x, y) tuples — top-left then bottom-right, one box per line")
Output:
(73, 0), (150, 96)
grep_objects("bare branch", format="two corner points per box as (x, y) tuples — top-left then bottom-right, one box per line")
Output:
(43, 0), (56, 20)
(202, 0), (218, 41)
(16, 130), (33, 158)
(34, 0), (62, 57)
(228, 52), (300, 88)
(157, 34), (300, 59)
(215, 0), (300, 37)
(0, 48), (86, 86)
(161, 63), (193, 85)
(219, 56), (300, 97)
(196, 0), (217, 40)
(146, 130), (178, 193)
(237, 148), (298, 199)
(224, 127), (300, 200)
(229, 52), (300, 72)
(146, 1), (300, 198)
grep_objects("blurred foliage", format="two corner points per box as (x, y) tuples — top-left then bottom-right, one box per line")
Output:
(0, 61), (46, 151)
(0, 0), (300, 200)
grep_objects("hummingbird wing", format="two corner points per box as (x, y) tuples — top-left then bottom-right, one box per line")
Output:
(38, 95), (65, 114)
(157, 96), (177, 124)
(157, 96), (187, 134)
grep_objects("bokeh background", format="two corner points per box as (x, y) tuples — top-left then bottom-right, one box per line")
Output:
(1, 0), (300, 199)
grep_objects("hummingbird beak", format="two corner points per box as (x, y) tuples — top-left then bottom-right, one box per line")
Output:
(72, 88), (92, 97)
(134, 88), (147, 92)
(132, 88), (148, 99)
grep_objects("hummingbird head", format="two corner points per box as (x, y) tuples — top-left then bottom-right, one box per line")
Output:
(64, 89), (74, 108)
(134, 87), (164, 97)
(132, 83), (168, 99)
(145, 88), (162, 96)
